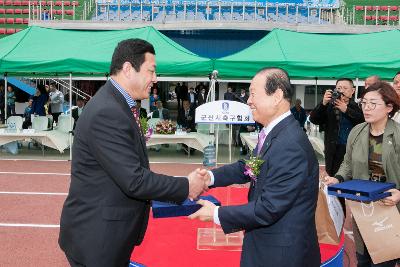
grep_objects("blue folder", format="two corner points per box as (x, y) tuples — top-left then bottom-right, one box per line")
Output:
(328, 179), (396, 202)
(152, 195), (221, 218)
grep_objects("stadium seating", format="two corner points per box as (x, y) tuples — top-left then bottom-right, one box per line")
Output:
(92, 1), (336, 24)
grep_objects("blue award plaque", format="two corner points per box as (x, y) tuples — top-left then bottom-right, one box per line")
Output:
(152, 195), (221, 218)
(328, 179), (396, 202)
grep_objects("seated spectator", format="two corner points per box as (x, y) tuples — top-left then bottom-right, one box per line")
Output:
(41, 8), (50, 20)
(136, 100), (148, 120)
(22, 98), (33, 129)
(177, 100), (196, 155)
(72, 98), (85, 129)
(152, 101), (170, 120)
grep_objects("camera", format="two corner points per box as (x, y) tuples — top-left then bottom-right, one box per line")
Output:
(330, 89), (343, 104)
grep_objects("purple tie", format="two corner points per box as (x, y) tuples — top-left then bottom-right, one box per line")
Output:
(257, 130), (266, 155)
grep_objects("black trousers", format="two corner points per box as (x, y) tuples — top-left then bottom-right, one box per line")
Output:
(324, 144), (347, 177)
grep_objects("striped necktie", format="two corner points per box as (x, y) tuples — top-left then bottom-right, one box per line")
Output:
(131, 106), (142, 134)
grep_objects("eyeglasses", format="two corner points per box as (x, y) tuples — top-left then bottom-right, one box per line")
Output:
(358, 101), (386, 110)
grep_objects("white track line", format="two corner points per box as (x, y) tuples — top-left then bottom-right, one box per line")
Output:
(0, 191), (67, 196)
(0, 223), (60, 228)
(0, 171), (70, 176)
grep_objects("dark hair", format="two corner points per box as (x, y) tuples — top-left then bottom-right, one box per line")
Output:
(256, 67), (293, 102)
(336, 78), (354, 87)
(394, 71), (400, 79)
(109, 39), (155, 75)
(37, 84), (47, 95)
(361, 81), (400, 117)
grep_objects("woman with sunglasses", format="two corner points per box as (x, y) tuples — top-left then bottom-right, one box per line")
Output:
(325, 81), (400, 267)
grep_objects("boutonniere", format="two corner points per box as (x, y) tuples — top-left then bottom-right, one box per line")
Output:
(244, 156), (265, 182)
(140, 117), (153, 142)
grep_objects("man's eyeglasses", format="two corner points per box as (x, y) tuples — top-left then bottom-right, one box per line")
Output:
(358, 101), (385, 110)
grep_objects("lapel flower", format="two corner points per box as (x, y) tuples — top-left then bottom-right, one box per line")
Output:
(244, 156), (265, 182)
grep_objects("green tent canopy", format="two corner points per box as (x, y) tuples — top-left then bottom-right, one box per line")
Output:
(214, 29), (400, 80)
(0, 26), (213, 77)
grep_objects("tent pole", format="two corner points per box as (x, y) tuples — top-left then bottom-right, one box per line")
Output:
(314, 77), (318, 107)
(69, 73), (72, 161)
(4, 75), (7, 121)
(229, 124), (232, 163)
(355, 77), (359, 100)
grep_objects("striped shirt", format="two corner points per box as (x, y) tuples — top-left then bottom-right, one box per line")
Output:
(110, 78), (136, 109)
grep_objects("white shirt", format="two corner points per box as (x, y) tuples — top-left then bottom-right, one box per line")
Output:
(78, 107), (83, 117)
(393, 111), (400, 124)
(49, 90), (64, 113)
(210, 110), (292, 225)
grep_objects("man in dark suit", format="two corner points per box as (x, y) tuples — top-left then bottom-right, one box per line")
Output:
(71, 98), (85, 130)
(177, 100), (195, 133)
(189, 68), (321, 267)
(59, 39), (206, 267)
(136, 99), (148, 119)
(152, 101), (170, 120)
(197, 87), (207, 106)
(187, 87), (197, 109)
(223, 86), (235, 101)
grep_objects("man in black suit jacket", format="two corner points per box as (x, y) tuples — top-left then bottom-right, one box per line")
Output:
(152, 101), (170, 120)
(136, 100), (148, 119)
(190, 68), (320, 267)
(59, 39), (206, 267)
(197, 87), (207, 106)
(177, 100), (196, 132)
(71, 98), (85, 130)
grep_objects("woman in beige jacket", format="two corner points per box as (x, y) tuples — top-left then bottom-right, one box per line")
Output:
(325, 81), (400, 267)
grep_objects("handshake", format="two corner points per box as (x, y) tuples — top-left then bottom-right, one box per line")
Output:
(187, 168), (211, 201)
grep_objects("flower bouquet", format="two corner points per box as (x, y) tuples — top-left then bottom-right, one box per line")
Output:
(140, 117), (153, 141)
(155, 120), (176, 135)
(244, 156), (265, 182)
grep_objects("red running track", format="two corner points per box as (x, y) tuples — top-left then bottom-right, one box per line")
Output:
(0, 160), (357, 267)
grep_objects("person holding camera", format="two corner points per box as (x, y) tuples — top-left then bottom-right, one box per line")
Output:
(310, 78), (364, 177)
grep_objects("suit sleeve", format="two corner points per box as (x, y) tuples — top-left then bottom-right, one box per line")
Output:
(87, 108), (189, 203)
(309, 102), (327, 125)
(218, 141), (310, 234)
(211, 160), (251, 187)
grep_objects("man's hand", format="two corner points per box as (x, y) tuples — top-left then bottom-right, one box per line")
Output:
(188, 199), (216, 222)
(203, 171), (211, 192)
(381, 189), (400, 206)
(323, 176), (340, 186)
(188, 168), (207, 200)
(322, 90), (333, 106)
(334, 98), (348, 113)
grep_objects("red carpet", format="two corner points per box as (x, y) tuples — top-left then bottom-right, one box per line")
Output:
(131, 186), (344, 267)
